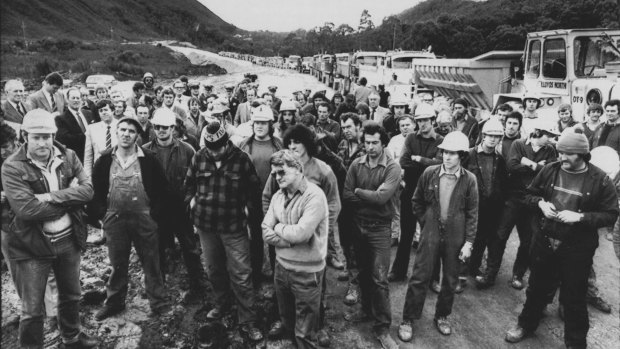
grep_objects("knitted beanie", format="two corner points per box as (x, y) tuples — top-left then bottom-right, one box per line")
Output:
(203, 121), (228, 149)
(557, 129), (589, 154)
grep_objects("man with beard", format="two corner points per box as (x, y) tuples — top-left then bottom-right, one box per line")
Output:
(142, 72), (156, 97)
(505, 129), (618, 349)
(185, 121), (264, 342)
(389, 104), (443, 282)
(90, 116), (170, 321)
(239, 105), (284, 285)
(2, 110), (98, 349)
(461, 118), (509, 288)
(398, 131), (478, 341)
(452, 98), (479, 148)
(262, 149), (328, 349)
(343, 122), (401, 349)
(143, 109), (206, 299)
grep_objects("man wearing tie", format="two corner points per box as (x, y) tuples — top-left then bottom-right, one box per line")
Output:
(2, 80), (31, 124)
(26, 72), (65, 116)
(84, 100), (118, 178)
(55, 88), (95, 162)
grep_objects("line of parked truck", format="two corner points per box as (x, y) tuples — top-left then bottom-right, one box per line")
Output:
(220, 28), (620, 121)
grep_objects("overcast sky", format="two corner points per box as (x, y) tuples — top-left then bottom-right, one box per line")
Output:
(199, 0), (421, 32)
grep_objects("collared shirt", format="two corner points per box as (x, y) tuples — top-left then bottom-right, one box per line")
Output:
(112, 145), (144, 170)
(439, 164), (462, 179)
(43, 90), (55, 111)
(343, 150), (402, 222)
(69, 108), (90, 131)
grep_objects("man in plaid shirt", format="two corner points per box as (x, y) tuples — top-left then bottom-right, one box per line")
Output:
(184, 121), (264, 342)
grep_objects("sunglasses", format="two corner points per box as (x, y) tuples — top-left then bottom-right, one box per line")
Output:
(154, 125), (171, 130)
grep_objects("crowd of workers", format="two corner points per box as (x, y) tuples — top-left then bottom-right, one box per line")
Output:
(1, 70), (620, 349)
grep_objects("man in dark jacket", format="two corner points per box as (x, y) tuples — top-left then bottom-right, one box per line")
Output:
(55, 88), (96, 162)
(143, 109), (205, 297)
(185, 121), (264, 342)
(505, 130), (619, 348)
(461, 119), (509, 288)
(1, 109), (98, 348)
(398, 131), (478, 341)
(90, 116), (170, 321)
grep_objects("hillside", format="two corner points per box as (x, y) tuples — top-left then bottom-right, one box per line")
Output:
(0, 0), (235, 46)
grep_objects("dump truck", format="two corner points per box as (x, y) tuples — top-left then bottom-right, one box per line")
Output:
(413, 28), (620, 121)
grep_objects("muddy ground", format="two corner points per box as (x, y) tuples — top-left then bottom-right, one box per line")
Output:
(2, 53), (619, 349)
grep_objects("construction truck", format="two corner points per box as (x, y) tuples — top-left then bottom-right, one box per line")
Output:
(413, 28), (620, 121)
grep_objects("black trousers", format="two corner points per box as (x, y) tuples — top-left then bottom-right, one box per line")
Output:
(390, 186), (419, 277)
(517, 234), (595, 348)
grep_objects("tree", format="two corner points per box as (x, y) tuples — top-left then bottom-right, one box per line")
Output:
(358, 9), (375, 32)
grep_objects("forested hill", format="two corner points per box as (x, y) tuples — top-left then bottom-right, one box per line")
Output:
(392, 0), (620, 57)
(0, 0), (235, 47)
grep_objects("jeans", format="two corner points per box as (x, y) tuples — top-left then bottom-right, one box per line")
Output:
(158, 202), (204, 284)
(486, 199), (533, 280)
(518, 235), (595, 348)
(103, 211), (168, 310)
(353, 218), (392, 332)
(391, 187), (420, 277)
(197, 228), (257, 325)
(10, 236), (82, 348)
(391, 186), (402, 240)
(327, 223), (346, 267)
(402, 224), (463, 321)
(275, 261), (323, 349)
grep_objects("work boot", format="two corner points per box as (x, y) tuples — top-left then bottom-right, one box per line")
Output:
(475, 274), (495, 289)
(241, 323), (263, 341)
(268, 321), (284, 339)
(455, 278), (466, 293)
(376, 331), (398, 349)
(95, 305), (125, 321)
(60, 332), (99, 349)
(505, 324), (530, 343)
(207, 306), (223, 320)
(588, 296), (612, 313)
(510, 275), (524, 290)
(398, 320), (413, 342)
(344, 283), (359, 305)
(317, 328), (331, 347)
(434, 316), (452, 335)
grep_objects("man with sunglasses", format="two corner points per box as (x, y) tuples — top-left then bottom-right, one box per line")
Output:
(143, 109), (206, 300)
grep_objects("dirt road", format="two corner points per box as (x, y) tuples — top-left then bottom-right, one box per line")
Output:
(2, 52), (619, 349)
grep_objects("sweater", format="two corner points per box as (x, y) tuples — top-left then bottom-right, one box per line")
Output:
(262, 179), (328, 272)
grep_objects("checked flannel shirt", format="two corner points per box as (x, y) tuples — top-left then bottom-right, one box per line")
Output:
(184, 141), (261, 234)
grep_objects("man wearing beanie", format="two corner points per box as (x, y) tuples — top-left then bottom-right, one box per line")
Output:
(505, 129), (619, 348)
(184, 120), (264, 342)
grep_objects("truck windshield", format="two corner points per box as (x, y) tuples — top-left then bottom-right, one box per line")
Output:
(392, 57), (413, 69)
(574, 36), (620, 77)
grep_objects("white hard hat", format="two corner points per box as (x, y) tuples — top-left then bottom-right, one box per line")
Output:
(481, 118), (504, 136)
(22, 109), (57, 134)
(533, 118), (560, 136)
(438, 131), (470, 152)
(414, 103), (436, 119)
(252, 105), (274, 122)
(279, 99), (298, 112)
(590, 146), (620, 177)
(151, 108), (177, 126)
(522, 92), (542, 107)
(390, 97), (409, 106)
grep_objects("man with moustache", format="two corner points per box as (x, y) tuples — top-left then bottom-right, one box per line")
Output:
(343, 122), (402, 349)
(452, 98), (479, 147)
(2, 109), (98, 348)
(398, 131), (478, 341)
(90, 116), (170, 321)
(184, 120), (263, 341)
(143, 109), (205, 297)
(275, 100), (297, 140)
(505, 129), (618, 349)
